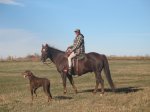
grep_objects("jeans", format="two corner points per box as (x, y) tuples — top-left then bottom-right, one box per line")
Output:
(68, 52), (76, 68)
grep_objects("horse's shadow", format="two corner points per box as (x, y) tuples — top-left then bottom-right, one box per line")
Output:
(79, 87), (143, 94)
(54, 96), (73, 100)
(114, 87), (143, 93)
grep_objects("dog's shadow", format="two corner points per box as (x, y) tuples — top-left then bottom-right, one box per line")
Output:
(54, 96), (73, 100)
(79, 87), (143, 94)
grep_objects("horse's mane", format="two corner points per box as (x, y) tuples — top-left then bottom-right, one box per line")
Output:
(47, 45), (65, 53)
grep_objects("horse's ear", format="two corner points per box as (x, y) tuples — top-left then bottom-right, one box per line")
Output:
(45, 44), (48, 47)
(42, 44), (44, 48)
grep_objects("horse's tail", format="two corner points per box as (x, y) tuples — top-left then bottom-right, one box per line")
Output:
(103, 55), (115, 91)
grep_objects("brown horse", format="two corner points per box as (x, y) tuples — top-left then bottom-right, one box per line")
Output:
(41, 44), (115, 95)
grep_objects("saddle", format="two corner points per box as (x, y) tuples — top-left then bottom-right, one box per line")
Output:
(72, 54), (86, 75)
(63, 53), (86, 75)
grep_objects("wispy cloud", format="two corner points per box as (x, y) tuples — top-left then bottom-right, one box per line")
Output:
(0, 29), (42, 58)
(0, 0), (24, 7)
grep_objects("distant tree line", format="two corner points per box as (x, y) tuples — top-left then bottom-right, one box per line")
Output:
(0, 54), (150, 62)
(0, 53), (40, 62)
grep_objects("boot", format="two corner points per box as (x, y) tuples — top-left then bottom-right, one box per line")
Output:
(68, 68), (72, 75)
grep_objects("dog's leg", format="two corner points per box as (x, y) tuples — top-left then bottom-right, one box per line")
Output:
(48, 86), (52, 102)
(33, 88), (38, 97)
(44, 84), (52, 102)
(30, 88), (34, 101)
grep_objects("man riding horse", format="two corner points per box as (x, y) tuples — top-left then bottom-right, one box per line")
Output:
(41, 35), (115, 94)
(67, 29), (85, 75)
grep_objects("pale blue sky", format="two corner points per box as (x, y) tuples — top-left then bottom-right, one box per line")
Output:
(0, 0), (150, 57)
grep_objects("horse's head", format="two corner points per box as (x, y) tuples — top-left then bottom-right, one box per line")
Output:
(41, 44), (49, 62)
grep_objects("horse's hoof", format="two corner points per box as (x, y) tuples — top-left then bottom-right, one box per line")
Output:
(75, 90), (78, 94)
(64, 92), (67, 95)
(100, 93), (104, 96)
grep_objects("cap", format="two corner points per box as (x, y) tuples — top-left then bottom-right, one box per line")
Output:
(74, 29), (80, 32)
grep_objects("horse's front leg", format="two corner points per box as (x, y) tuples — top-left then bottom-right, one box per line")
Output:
(61, 72), (67, 94)
(67, 74), (78, 94)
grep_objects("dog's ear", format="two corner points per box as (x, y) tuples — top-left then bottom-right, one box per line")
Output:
(22, 72), (26, 78)
(23, 74), (27, 78)
(28, 71), (33, 76)
(23, 71), (28, 78)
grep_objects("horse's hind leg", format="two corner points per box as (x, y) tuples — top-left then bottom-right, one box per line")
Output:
(94, 68), (104, 95)
(98, 74), (104, 94)
(93, 71), (100, 94)
(67, 74), (78, 94)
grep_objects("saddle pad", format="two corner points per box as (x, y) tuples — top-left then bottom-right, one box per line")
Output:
(76, 54), (85, 60)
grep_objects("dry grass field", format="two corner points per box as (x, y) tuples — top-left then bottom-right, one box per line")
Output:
(0, 59), (150, 112)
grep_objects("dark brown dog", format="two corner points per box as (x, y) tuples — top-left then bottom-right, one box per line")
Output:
(23, 70), (52, 102)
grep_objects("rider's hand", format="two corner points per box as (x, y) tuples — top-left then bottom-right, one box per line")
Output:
(70, 49), (73, 53)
